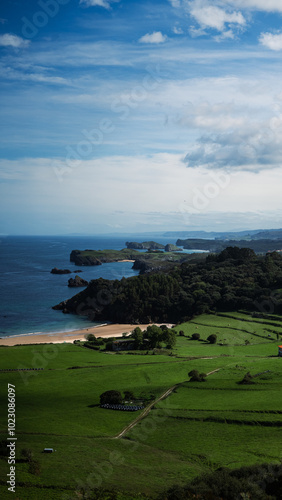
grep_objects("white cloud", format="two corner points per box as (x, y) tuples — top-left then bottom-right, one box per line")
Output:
(189, 25), (207, 37)
(0, 63), (71, 86)
(0, 34), (30, 49)
(178, 101), (247, 131)
(190, 4), (246, 32)
(169, 0), (282, 43)
(259, 32), (282, 51)
(184, 123), (282, 171)
(214, 29), (235, 42)
(170, 0), (282, 14)
(169, 0), (181, 7)
(231, 0), (282, 13)
(80, 0), (118, 9)
(173, 26), (184, 34)
(138, 32), (168, 44)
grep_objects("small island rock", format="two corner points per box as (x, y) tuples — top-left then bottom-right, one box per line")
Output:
(68, 275), (89, 288)
(51, 267), (72, 275)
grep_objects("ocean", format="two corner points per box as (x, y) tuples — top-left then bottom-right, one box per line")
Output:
(0, 234), (183, 338)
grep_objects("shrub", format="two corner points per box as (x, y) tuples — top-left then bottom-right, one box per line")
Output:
(100, 390), (123, 405)
(238, 372), (254, 385)
(207, 334), (217, 344)
(105, 341), (113, 351)
(188, 369), (206, 382)
(84, 343), (100, 350)
(191, 333), (200, 340)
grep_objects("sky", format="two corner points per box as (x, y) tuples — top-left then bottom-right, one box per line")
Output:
(1, 0), (282, 235)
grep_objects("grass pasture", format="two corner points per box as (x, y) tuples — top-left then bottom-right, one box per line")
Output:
(1, 311), (282, 498)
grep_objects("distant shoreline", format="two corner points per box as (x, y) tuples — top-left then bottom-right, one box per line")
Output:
(0, 323), (174, 346)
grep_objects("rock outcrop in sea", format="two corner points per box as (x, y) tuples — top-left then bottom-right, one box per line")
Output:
(50, 268), (72, 274)
(68, 275), (89, 287)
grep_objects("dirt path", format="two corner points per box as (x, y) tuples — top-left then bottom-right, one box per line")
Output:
(206, 368), (221, 376)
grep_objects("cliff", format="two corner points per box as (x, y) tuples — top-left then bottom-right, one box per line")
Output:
(165, 244), (182, 252)
(126, 241), (165, 250)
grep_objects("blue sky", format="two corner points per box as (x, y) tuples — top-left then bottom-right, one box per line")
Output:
(1, 0), (282, 234)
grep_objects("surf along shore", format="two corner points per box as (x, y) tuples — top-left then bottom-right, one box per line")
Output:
(0, 323), (174, 346)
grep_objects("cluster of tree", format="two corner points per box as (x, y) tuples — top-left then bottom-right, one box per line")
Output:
(188, 370), (207, 382)
(161, 462), (282, 499)
(100, 390), (135, 405)
(84, 334), (105, 350)
(191, 333), (217, 343)
(54, 248), (282, 325)
(131, 325), (176, 350)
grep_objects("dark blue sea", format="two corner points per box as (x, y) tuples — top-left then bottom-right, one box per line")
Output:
(0, 234), (186, 338)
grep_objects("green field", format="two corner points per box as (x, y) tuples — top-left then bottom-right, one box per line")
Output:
(1, 311), (282, 499)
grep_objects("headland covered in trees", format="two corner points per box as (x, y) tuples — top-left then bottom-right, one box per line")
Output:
(54, 247), (282, 324)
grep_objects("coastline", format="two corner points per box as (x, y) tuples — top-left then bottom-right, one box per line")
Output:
(0, 323), (173, 346)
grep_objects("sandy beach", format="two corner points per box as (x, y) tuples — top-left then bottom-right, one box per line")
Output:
(117, 259), (135, 262)
(0, 323), (174, 346)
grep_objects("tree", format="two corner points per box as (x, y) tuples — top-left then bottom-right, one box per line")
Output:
(207, 334), (217, 344)
(188, 369), (206, 382)
(144, 325), (163, 349)
(163, 329), (176, 349)
(179, 330), (185, 336)
(191, 333), (200, 340)
(100, 390), (122, 405)
(85, 333), (96, 342)
(131, 327), (143, 349)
